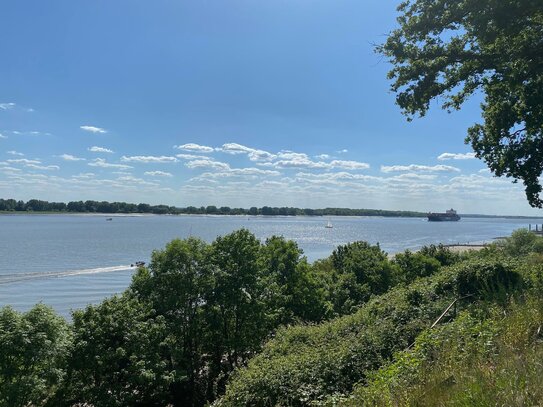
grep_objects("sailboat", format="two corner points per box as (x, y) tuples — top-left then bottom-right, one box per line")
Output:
(325, 220), (333, 228)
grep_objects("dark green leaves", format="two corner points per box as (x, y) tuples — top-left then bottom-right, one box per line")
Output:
(380, 0), (543, 206)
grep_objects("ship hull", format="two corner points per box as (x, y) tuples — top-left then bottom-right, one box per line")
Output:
(427, 214), (460, 222)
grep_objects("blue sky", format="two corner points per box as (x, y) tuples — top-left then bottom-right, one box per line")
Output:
(0, 0), (538, 215)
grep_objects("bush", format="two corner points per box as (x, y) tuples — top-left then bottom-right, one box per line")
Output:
(218, 257), (521, 406)
(0, 304), (70, 407)
(346, 295), (543, 407)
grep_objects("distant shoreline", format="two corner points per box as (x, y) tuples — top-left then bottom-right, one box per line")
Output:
(1, 211), (542, 220)
(1, 198), (542, 219)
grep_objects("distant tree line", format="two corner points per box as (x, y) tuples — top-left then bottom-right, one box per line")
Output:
(0, 198), (426, 217)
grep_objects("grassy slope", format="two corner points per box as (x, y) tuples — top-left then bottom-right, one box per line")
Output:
(217, 255), (524, 406)
(344, 294), (543, 406)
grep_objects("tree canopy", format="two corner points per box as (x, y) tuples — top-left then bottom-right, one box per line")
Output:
(379, 0), (543, 207)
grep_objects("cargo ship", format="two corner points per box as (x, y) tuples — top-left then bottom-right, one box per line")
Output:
(427, 208), (460, 222)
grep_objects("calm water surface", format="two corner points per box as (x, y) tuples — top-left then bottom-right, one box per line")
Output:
(0, 214), (539, 316)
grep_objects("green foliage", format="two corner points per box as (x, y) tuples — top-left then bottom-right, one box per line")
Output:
(346, 295), (543, 407)
(65, 296), (172, 407)
(217, 257), (522, 406)
(2, 229), (540, 406)
(0, 304), (70, 407)
(328, 241), (397, 315)
(392, 250), (442, 284)
(500, 228), (543, 257)
(418, 244), (462, 267)
(379, 0), (543, 206)
(260, 236), (328, 324)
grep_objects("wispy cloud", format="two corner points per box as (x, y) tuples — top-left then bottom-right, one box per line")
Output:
(59, 154), (85, 161)
(438, 152), (476, 160)
(175, 143), (214, 153)
(381, 164), (460, 173)
(220, 143), (276, 162)
(81, 125), (107, 134)
(11, 130), (50, 136)
(88, 158), (132, 169)
(315, 154), (331, 160)
(7, 158), (41, 165)
(144, 171), (173, 177)
(7, 150), (24, 156)
(272, 152), (369, 170)
(120, 155), (178, 163)
(0, 102), (16, 110)
(329, 160), (370, 170)
(185, 159), (230, 171)
(176, 153), (210, 160)
(88, 146), (114, 153)
(0, 133), (6, 139)
(0, 103), (33, 112)
(26, 164), (60, 171)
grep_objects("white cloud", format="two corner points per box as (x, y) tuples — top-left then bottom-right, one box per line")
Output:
(7, 150), (24, 156)
(438, 152), (476, 161)
(381, 164), (460, 173)
(7, 158), (41, 165)
(176, 153), (210, 160)
(144, 171), (173, 177)
(337, 149), (348, 154)
(88, 158), (132, 169)
(296, 172), (378, 182)
(329, 160), (370, 170)
(272, 153), (369, 170)
(59, 154), (86, 161)
(220, 143), (276, 162)
(26, 164), (60, 171)
(11, 130), (50, 136)
(315, 154), (331, 160)
(389, 173), (437, 181)
(0, 133), (6, 139)
(72, 173), (95, 179)
(80, 125), (107, 134)
(185, 159), (231, 171)
(175, 143), (214, 153)
(121, 155), (178, 163)
(0, 102), (16, 110)
(0, 166), (21, 172)
(88, 146), (114, 153)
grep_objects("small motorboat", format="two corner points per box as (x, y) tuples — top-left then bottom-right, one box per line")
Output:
(106, 218), (113, 221)
(131, 261), (146, 267)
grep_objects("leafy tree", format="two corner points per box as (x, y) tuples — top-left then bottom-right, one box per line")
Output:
(379, 0), (543, 206)
(392, 250), (442, 284)
(206, 230), (267, 368)
(501, 228), (543, 257)
(0, 304), (70, 407)
(260, 236), (327, 324)
(329, 241), (397, 314)
(418, 243), (461, 267)
(66, 296), (172, 407)
(131, 237), (211, 406)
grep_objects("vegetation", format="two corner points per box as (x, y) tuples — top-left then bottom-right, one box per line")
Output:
(1, 229), (542, 406)
(379, 0), (543, 207)
(0, 198), (430, 217)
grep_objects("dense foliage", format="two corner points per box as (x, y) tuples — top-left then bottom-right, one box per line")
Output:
(379, 0), (543, 207)
(1, 229), (542, 406)
(0, 305), (70, 407)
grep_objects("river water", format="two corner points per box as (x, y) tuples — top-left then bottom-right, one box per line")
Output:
(0, 214), (539, 316)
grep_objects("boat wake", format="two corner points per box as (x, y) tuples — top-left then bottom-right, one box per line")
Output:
(0, 265), (135, 285)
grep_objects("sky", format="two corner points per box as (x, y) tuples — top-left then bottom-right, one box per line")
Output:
(0, 0), (539, 216)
